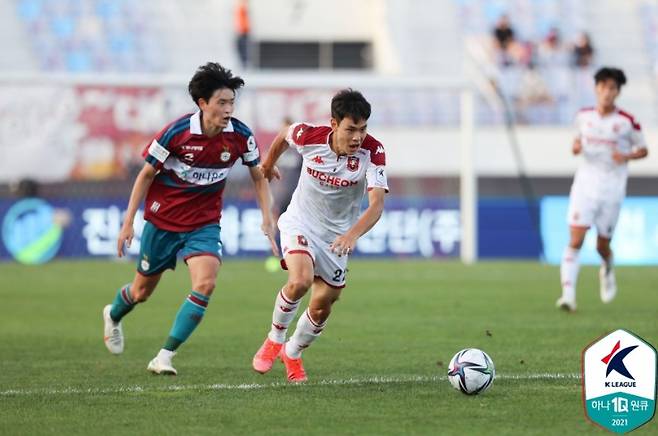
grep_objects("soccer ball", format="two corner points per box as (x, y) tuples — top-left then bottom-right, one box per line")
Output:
(447, 348), (495, 395)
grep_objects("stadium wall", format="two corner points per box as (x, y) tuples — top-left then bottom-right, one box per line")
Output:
(2, 196), (657, 265)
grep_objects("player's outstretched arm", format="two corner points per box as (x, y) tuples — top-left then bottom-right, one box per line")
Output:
(117, 162), (157, 257)
(330, 187), (386, 256)
(259, 127), (289, 181)
(249, 165), (280, 257)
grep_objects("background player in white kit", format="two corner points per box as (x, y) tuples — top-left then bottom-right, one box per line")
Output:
(252, 89), (388, 382)
(556, 67), (648, 312)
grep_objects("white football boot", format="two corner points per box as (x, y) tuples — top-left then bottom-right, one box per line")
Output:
(147, 350), (177, 375)
(555, 296), (576, 312)
(103, 304), (124, 354)
(599, 263), (617, 304)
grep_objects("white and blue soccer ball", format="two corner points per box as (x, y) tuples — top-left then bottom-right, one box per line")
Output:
(447, 348), (495, 395)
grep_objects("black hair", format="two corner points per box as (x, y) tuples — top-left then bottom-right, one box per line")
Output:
(188, 62), (245, 106)
(594, 67), (627, 88)
(331, 89), (371, 123)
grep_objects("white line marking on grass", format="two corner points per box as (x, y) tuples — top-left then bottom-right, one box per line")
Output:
(0, 373), (581, 397)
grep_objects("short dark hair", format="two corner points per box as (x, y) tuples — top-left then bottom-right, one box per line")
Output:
(188, 62), (245, 106)
(594, 67), (627, 88)
(331, 89), (371, 122)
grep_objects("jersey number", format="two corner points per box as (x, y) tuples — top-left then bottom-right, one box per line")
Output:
(332, 269), (346, 282)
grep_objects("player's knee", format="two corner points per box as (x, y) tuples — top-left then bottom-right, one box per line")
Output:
(287, 277), (313, 296)
(194, 279), (216, 296)
(596, 242), (610, 256)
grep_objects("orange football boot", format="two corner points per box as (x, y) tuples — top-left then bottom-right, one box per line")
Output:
(280, 346), (307, 383)
(252, 337), (283, 374)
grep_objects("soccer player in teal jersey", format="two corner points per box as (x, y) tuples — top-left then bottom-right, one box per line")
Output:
(102, 62), (278, 375)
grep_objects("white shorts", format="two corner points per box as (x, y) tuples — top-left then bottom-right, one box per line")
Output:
(567, 186), (622, 238)
(278, 222), (348, 288)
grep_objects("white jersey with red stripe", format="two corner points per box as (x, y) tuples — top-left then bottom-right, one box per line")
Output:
(573, 107), (647, 198)
(278, 122), (389, 242)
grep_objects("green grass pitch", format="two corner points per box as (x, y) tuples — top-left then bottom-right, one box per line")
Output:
(1, 259), (656, 435)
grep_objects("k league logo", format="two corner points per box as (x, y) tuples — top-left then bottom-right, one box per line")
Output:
(602, 340), (638, 383)
(583, 329), (657, 434)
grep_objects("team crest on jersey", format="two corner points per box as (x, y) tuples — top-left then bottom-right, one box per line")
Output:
(220, 146), (231, 162)
(347, 156), (359, 172)
(297, 235), (308, 246)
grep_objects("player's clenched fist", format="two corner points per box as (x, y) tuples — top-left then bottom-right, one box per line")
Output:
(258, 164), (281, 182)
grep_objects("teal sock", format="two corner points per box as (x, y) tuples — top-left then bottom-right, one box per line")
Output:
(110, 284), (135, 322)
(163, 291), (209, 351)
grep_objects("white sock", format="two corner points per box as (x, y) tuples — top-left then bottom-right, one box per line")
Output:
(267, 289), (301, 344)
(157, 349), (176, 363)
(560, 247), (580, 302)
(285, 309), (326, 359)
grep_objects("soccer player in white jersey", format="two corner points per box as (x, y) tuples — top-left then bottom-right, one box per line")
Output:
(251, 89), (388, 382)
(556, 67), (648, 312)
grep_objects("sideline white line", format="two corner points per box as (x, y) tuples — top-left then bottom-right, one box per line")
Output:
(0, 373), (580, 397)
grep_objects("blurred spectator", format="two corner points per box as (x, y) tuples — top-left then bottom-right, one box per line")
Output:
(537, 27), (568, 67)
(492, 14), (516, 66)
(571, 32), (594, 68)
(235, 0), (251, 69)
(10, 178), (40, 198)
(493, 14), (514, 51)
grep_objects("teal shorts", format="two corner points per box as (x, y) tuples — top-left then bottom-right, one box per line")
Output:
(137, 221), (223, 276)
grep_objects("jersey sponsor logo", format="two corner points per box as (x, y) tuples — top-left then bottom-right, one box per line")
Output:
(297, 235), (308, 246)
(163, 157), (230, 185)
(375, 145), (384, 154)
(584, 135), (617, 147)
(306, 167), (358, 188)
(148, 139), (170, 163)
(296, 127), (304, 139)
(312, 155), (324, 165)
(347, 156), (359, 172)
(150, 201), (161, 213)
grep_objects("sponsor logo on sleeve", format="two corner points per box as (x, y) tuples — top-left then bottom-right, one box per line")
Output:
(247, 135), (257, 151)
(148, 140), (170, 163)
(376, 167), (386, 184)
